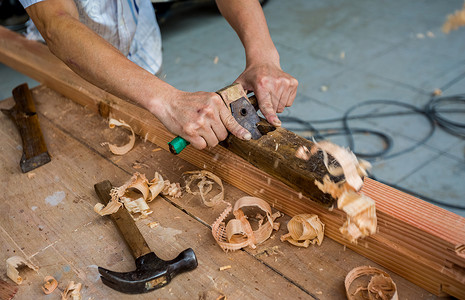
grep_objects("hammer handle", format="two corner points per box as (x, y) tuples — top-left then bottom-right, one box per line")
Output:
(94, 181), (152, 259)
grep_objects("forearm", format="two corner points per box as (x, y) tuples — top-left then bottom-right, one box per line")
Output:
(215, 0), (279, 66)
(26, 4), (174, 116)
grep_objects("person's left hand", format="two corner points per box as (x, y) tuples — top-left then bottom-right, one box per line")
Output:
(235, 62), (298, 127)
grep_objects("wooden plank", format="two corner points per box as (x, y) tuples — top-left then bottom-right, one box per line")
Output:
(0, 95), (313, 299)
(0, 26), (464, 297)
(18, 85), (435, 299)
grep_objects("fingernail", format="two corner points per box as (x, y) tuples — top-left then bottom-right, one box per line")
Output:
(243, 132), (252, 140)
(273, 117), (281, 126)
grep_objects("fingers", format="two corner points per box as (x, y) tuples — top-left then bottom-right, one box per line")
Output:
(219, 106), (251, 140)
(255, 88), (281, 126)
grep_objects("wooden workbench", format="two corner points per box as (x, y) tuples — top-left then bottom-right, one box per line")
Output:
(0, 85), (436, 299)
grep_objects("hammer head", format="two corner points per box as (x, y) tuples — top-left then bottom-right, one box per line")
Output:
(98, 249), (198, 294)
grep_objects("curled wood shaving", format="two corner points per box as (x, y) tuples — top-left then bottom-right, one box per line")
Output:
(42, 276), (58, 294)
(211, 196), (281, 252)
(295, 145), (311, 160)
(94, 172), (181, 220)
(103, 118), (135, 155)
(184, 170), (224, 207)
(280, 214), (325, 247)
(148, 172), (164, 201)
(338, 190), (377, 243)
(309, 140), (376, 243)
(442, 3), (465, 33)
(61, 281), (82, 300)
(345, 266), (398, 300)
(6, 256), (38, 285)
(311, 141), (367, 191)
(162, 181), (182, 198)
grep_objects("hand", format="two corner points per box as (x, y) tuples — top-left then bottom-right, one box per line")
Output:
(152, 90), (252, 150)
(235, 62), (298, 126)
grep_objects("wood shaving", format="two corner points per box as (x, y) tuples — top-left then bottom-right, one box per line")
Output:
(184, 170), (224, 207)
(162, 181), (182, 198)
(211, 196), (281, 252)
(442, 3), (465, 33)
(432, 88), (442, 96)
(148, 172), (164, 201)
(311, 141), (367, 191)
(148, 221), (159, 228)
(6, 256), (38, 285)
(94, 172), (181, 220)
(219, 265), (231, 271)
(61, 281), (82, 300)
(345, 266), (398, 300)
(310, 140), (376, 243)
(103, 118), (135, 155)
(280, 214), (325, 247)
(295, 145), (311, 160)
(42, 276), (58, 294)
(338, 191), (377, 243)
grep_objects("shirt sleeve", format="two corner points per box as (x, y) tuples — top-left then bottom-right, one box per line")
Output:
(19, 0), (44, 8)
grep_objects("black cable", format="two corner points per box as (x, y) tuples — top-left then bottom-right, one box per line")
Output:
(425, 94), (465, 137)
(343, 100), (436, 159)
(280, 94), (465, 210)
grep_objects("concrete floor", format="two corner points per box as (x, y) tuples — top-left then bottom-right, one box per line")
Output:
(1, 0), (464, 216)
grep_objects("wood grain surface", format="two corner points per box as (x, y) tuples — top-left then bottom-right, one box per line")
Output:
(0, 26), (464, 298)
(0, 86), (436, 299)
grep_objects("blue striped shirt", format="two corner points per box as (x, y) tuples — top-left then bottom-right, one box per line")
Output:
(20, 0), (162, 75)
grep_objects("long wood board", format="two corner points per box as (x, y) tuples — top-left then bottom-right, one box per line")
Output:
(1, 26), (464, 297)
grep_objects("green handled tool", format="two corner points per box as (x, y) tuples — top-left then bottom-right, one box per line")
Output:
(168, 83), (262, 154)
(168, 136), (190, 154)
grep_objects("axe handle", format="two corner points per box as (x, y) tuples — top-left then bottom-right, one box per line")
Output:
(94, 180), (152, 259)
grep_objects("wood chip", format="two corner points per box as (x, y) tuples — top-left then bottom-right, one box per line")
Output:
(432, 88), (442, 96)
(219, 265), (231, 271)
(148, 221), (159, 228)
(6, 256), (38, 285)
(61, 281), (82, 300)
(42, 276), (58, 294)
(442, 3), (465, 33)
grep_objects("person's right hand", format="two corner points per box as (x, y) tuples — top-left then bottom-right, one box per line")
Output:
(151, 90), (252, 150)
